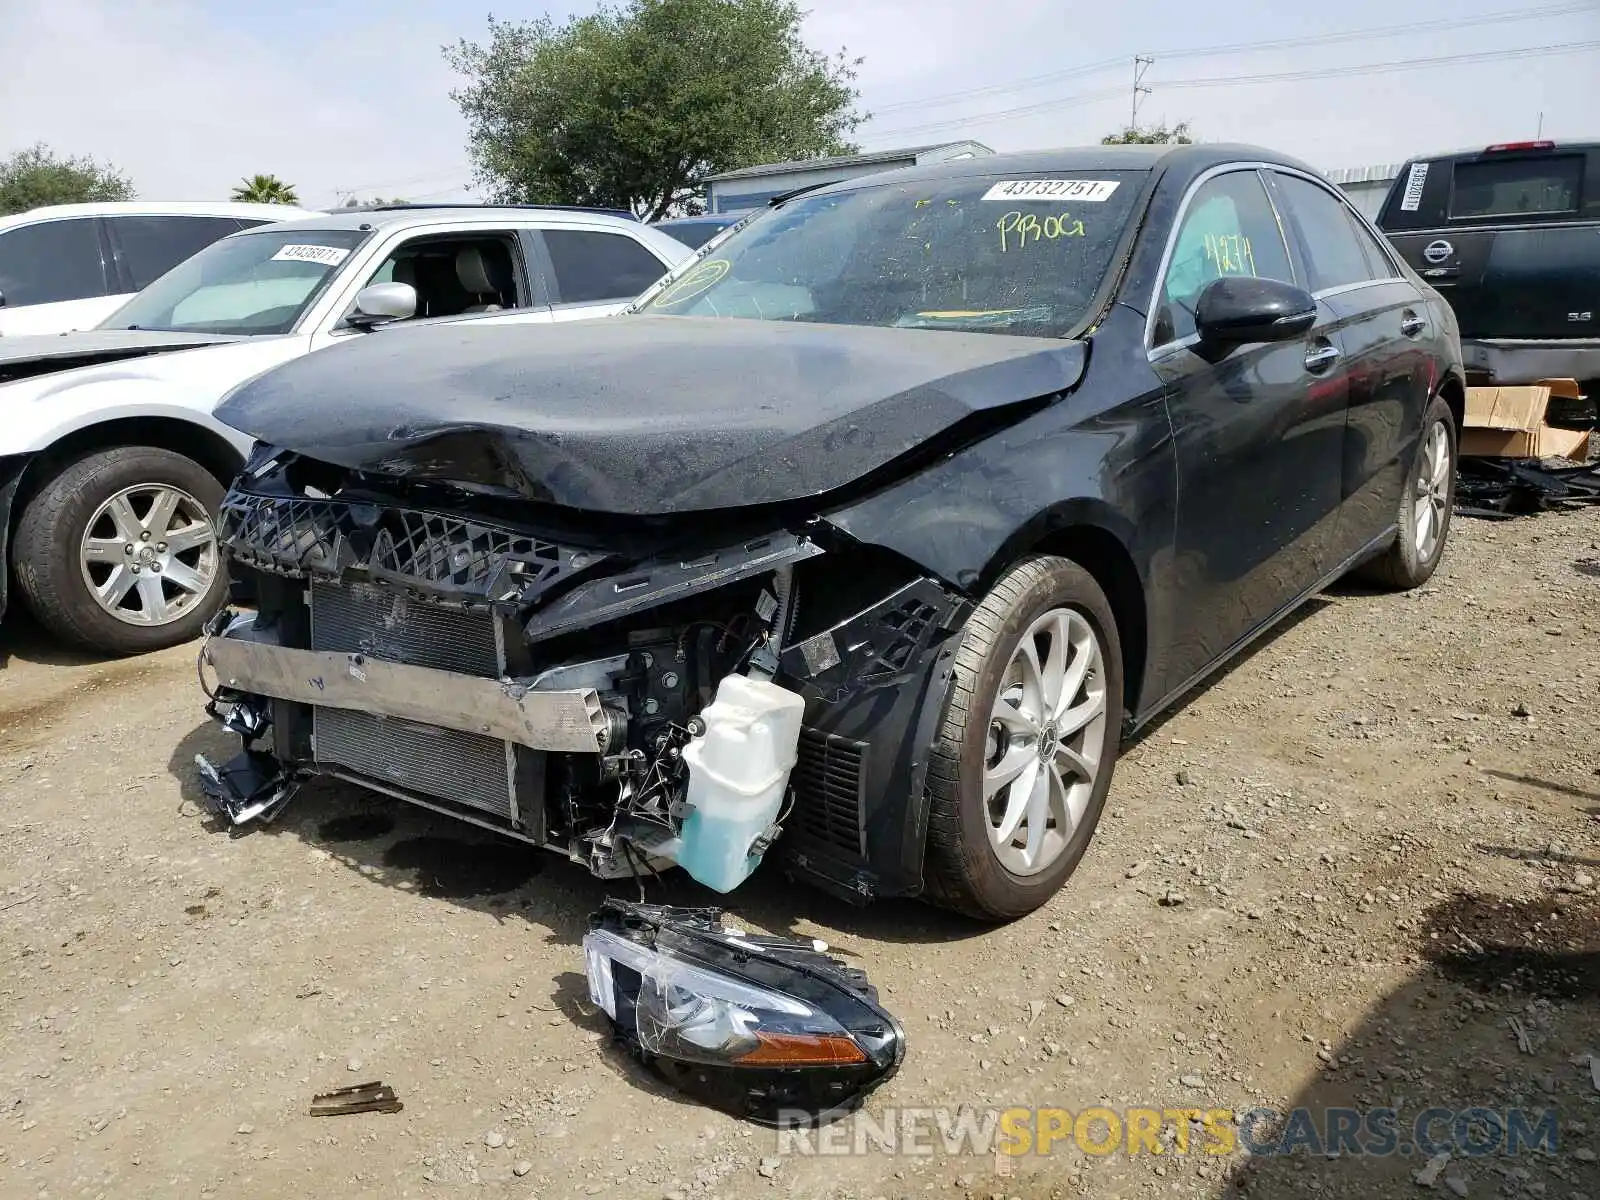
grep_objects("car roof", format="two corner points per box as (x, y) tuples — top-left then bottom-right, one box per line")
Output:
(0, 200), (322, 229)
(801, 142), (1323, 197)
(227, 205), (657, 238)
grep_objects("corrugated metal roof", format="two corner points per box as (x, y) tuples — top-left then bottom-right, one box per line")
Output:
(707, 141), (992, 183)
(1324, 163), (1407, 185)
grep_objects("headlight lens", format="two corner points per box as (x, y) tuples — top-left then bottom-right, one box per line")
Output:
(584, 927), (866, 1066)
(581, 901), (904, 1126)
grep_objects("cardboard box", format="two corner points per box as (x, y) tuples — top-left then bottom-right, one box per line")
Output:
(1460, 378), (1591, 460)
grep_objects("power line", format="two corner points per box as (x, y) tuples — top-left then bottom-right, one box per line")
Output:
(1163, 39), (1600, 88)
(869, 86), (1130, 141)
(866, 39), (1599, 142)
(865, 2), (1595, 117)
(325, 164), (473, 203)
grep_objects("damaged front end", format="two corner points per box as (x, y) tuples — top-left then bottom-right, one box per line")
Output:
(198, 446), (970, 900)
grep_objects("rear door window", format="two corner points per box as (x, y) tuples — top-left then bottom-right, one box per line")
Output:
(1272, 174), (1376, 293)
(0, 218), (109, 307)
(109, 215), (247, 289)
(541, 229), (666, 303)
(1450, 156), (1582, 218)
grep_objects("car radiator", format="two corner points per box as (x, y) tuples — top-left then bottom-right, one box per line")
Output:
(308, 580), (520, 825)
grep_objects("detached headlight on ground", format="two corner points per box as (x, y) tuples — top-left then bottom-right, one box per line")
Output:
(583, 900), (905, 1125)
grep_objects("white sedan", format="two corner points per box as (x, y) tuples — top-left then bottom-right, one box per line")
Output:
(0, 204), (692, 654)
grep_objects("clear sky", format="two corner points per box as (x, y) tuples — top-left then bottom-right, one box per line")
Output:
(3, 0), (1596, 208)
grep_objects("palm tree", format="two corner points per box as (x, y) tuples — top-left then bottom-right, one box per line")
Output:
(231, 174), (299, 204)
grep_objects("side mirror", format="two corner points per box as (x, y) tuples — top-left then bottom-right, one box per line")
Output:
(346, 282), (416, 330)
(1194, 276), (1317, 346)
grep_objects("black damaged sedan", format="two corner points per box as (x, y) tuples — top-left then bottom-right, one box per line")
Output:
(200, 144), (1464, 920)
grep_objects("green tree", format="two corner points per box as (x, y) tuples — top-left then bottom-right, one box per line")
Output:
(0, 143), (134, 215)
(231, 174), (300, 204)
(445, 0), (864, 220)
(1101, 122), (1194, 146)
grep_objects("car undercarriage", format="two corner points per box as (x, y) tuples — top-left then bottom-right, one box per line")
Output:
(198, 446), (970, 902)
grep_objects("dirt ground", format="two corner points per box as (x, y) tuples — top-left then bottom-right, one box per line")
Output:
(2, 507), (1597, 1200)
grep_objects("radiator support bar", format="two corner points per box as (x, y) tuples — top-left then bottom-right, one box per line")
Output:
(202, 634), (610, 754)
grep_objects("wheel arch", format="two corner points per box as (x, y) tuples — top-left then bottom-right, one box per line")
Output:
(1437, 369), (1466, 436)
(977, 502), (1150, 721)
(12, 416), (246, 523)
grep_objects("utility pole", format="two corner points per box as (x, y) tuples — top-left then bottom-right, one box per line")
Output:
(1131, 56), (1154, 133)
(1536, 111), (1544, 138)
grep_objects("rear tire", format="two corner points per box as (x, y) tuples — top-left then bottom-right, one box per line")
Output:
(11, 446), (228, 655)
(922, 556), (1124, 921)
(1353, 394), (1457, 590)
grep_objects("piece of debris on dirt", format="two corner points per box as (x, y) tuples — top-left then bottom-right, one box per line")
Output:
(1026, 1000), (1045, 1025)
(1508, 1014), (1534, 1054)
(1158, 889), (1188, 907)
(309, 1081), (403, 1116)
(1414, 1149), (1451, 1187)
(1590, 1053), (1600, 1093)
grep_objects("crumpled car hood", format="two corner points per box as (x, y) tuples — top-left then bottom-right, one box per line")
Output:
(215, 315), (1086, 515)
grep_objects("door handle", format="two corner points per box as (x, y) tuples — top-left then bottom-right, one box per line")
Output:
(1400, 311), (1426, 337)
(1304, 343), (1341, 374)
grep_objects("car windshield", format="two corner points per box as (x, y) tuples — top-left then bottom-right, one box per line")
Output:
(640, 171), (1145, 337)
(99, 228), (370, 336)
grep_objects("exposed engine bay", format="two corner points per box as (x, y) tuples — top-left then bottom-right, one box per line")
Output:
(198, 445), (970, 899)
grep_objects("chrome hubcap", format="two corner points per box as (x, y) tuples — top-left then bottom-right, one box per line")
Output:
(983, 607), (1107, 876)
(1413, 420), (1451, 560)
(79, 484), (219, 627)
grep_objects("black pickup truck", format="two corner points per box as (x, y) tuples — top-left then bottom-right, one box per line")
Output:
(1376, 140), (1599, 394)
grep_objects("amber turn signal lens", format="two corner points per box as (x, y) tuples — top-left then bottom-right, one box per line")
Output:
(734, 1032), (869, 1066)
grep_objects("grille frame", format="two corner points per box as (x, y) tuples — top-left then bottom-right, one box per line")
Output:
(219, 488), (585, 605)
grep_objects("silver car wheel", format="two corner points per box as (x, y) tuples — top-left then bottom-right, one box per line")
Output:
(1413, 419), (1451, 561)
(982, 606), (1107, 876)
(79, 484), (219, 627)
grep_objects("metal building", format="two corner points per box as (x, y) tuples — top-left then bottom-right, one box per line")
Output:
(1325, 163), (1406, 220)
(704, 141), (995, 215)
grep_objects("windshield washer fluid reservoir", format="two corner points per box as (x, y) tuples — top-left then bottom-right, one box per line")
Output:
(673, 674), (806, 893)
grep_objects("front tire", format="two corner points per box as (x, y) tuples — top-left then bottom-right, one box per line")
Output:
(11, 446), (228, 655)
(1353, 394), (1457, 590)
(922, 556), (1124, 920)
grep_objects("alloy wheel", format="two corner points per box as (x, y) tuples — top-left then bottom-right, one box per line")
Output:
(1413, 419), (1451, 561)
(982, 607), (1107, 876)
(79, 484), (219, 627)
